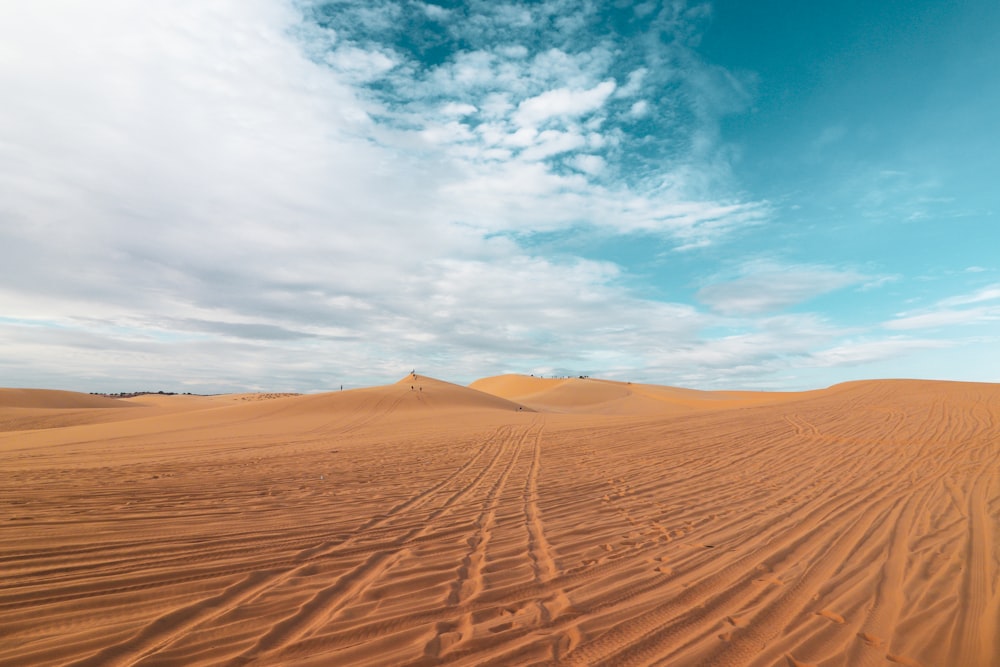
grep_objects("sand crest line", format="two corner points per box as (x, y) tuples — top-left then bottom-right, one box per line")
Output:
(2, 376), (998, 666)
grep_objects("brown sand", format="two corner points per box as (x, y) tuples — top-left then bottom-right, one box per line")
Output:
(1, 375), (998, 666)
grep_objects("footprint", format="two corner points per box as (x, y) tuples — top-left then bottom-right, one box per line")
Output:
(725, 615), (749, 628)
(887, 654), (923, 667)
(753, 574), (784, 587)
(426, 630), (463, 656)
(554, 626), (581, 660)
(816, 609), (845, 624)
(857, 631), (883, 648)
(541, 592), (571, 619)
(424, 623), (463, 657)
(784, 656), (818, 667)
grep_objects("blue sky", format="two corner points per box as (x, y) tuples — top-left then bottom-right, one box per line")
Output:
(1, 0), (998, 393)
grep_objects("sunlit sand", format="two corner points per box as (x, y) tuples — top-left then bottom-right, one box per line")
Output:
(2, 375), (997, 666)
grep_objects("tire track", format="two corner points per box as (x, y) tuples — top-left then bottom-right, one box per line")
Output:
(523, 425), (557, 585)
(451, 423), (539, 606)
(232, 548), (411, 664)
(9, 379), (998, 667)
(951, 468), (997, 667)
(844, 491), (921, 667)
(579, 402), (946, 667)
(68, 424), (511, 667)
(424, 421), (540, 658)
(15, 428), (511, 613)
(457, 465), (880, 667)
(519, 423), (576, 658)
(237, 422), (533, 664)
(275, 524), (674, 665)
(687, 494), (904, 667)
(560, 468), (921, 667)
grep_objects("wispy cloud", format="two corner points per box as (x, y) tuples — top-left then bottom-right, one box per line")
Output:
(886, 284), (1000, 330)
(4, 1), (983, 392)
(886, 307), (1000, 331)
(846, 166), (966, 224)
(696, 263), (871, 316)
(0, 0), (778, 391)
(302, 0), (767, 238)
(809, 337), (952, 368)
(938, 284), (1000, 307)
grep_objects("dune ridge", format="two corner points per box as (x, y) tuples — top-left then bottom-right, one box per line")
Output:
(470, 374), (803, 415)
(0, 388), (136, 410)
(1, 375), (998, 666)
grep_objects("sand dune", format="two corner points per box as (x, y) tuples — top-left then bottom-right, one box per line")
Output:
(1, 375), (998, 666)
(0, 389), (142, 433)
(262, 374), (530, 418)
(470, 374), (797, 415)
(0, 388), (136, 410)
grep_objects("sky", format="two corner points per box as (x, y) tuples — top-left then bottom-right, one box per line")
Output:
(1, 0), (998, 393)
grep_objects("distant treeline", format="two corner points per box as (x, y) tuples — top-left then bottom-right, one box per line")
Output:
(90, 391), (195, 398)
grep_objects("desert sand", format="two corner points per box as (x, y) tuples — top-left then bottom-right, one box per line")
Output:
(1, 374), (998, 666)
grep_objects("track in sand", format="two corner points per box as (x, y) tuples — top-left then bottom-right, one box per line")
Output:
(1, 375), (998, 666)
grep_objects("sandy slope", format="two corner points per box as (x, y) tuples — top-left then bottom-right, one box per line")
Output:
(0, 388), (141, 409)
(469, 375), (800, 415)
(1, 375), (998, 666)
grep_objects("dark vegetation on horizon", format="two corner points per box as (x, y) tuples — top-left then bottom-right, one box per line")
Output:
(90, 391), (196, 398)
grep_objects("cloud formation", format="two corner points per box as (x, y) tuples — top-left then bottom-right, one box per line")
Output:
(0, 0), (768, 390)
(886, 284), (1000, 331)
(1, 1), (990, 391)
(696, 264), (869, 316)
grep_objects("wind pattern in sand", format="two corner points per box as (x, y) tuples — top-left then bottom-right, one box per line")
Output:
(1, 375), (998, 666)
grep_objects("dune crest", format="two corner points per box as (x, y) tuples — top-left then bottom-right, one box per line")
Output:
(0, 388), (135, 409)
(471, 373), (804, 415)
(1, 376), (998, 666)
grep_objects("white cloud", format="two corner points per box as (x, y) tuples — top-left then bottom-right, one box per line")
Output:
(616, 68), (648, 98)
(324, 45), (397, 82)
(696, 264), (868, 315)
(939, 283), (1000, 307)
(0, 0), (794, 392)
(520, 129), (588, 160)
(628, 100), (651, 118)
(513, 80), (617, 127)
(569, 154), (606, 175)
(886, 306), (1000, 330)
(419, 3), (451, 21)
(626, 313), (847, 388)
(441, 102), (478, 116)
(886, 284), (1000, 330)
(809, 337), (952, 367)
